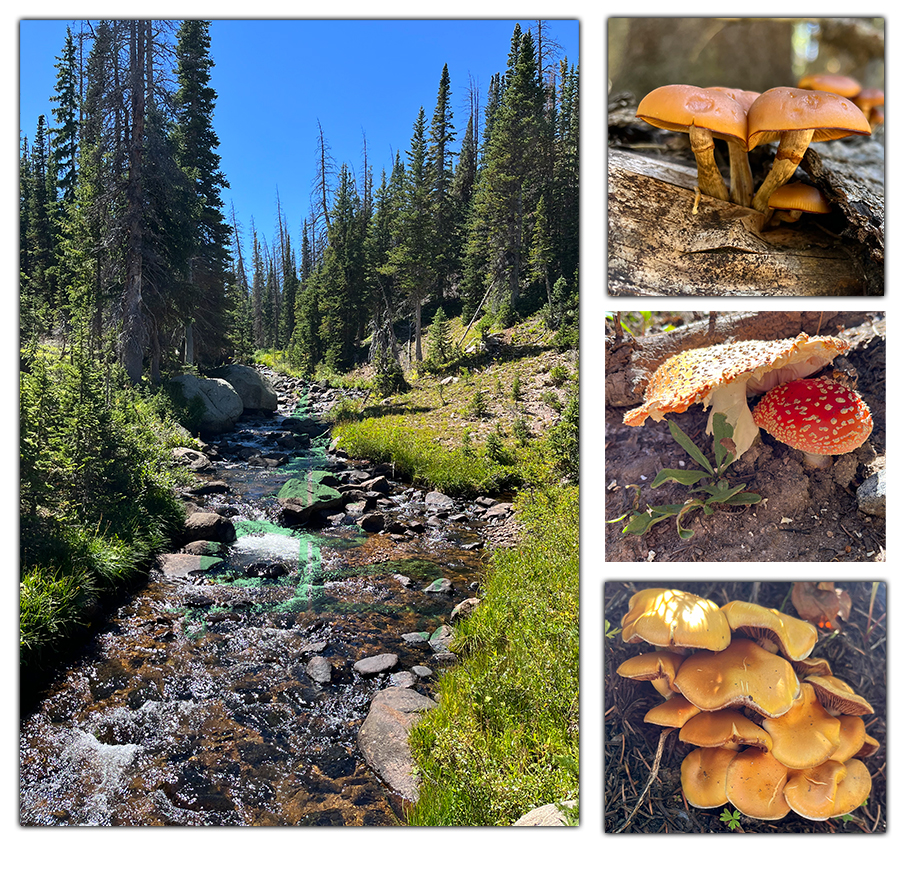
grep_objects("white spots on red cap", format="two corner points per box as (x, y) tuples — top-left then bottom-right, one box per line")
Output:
(751, 377), (873, 455)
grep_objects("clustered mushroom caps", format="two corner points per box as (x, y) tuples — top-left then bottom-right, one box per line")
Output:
(616, 587), (879, 822)
(622, 332), (853, 460)
(798, 72), (885, 128)
(635, 76), (875, 214)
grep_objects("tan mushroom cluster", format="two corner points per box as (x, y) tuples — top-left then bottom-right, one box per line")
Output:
(635, 81), (872, 214)
(616, 587), (880, 823)
(622, 332), (873, 463)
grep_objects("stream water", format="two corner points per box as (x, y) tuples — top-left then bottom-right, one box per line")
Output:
(19, 383), (490, 826)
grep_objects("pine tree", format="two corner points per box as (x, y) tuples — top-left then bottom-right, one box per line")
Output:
(50, 28), (80, 205)
(427, 64), (457, 301)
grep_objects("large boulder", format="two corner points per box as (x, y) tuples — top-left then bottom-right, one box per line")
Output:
(277, 472), (348, 526)
(209, 364), (278, 412)
(171, 375), (244, 434)
(358, 687), (437, 803)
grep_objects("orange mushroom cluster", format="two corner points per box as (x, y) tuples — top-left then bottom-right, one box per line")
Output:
(635, 80), (873, 214)
(798, 73), (885, 128)
(616, 587), (880, 823)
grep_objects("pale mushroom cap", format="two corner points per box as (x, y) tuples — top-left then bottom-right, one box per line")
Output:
(623, 334), (850, 428)
(783, 758), (872, 820)
(805, 675), (874, 715)
(747, 87), (871, 150)
(752, 377), (873, 456)
(679, 709), (774, 752)
(725, 748), (791, 820)
(674, 638), (801, 718)
(797, 73), (862, 98)
(643, 693), (704, 728)
(681, 747), (737, 808)
(767, 182), (831, 214)
(762, 682), (842, 769)
(616, 650), (685, 697)
(620, 588), (731, 651)
(636, 84), (749, 147)
(721, 599), (819, 661)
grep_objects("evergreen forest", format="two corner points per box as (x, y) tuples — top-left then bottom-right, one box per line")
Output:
(19, 19), (579, 827)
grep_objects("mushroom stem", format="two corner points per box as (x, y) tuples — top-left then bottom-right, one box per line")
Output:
(727, 143), (754, 207)
(751, 128), (815, 212)
(689, 125), (730, 202)
(704, 380), (759, 459)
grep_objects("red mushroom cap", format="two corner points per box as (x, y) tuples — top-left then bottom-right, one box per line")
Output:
(752, 377), (873, 456)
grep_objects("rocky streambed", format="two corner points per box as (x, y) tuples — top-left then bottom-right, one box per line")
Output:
(19, 366), (517, 826)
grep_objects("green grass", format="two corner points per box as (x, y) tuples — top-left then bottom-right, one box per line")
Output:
(406, 485), (579, 826)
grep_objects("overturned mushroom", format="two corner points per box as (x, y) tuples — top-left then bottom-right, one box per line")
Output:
(805, 675), (874, 716)
(623, 333), (851, 460)
(721, 599), (818, 661)
(752, 376), (873, 468)
(748, 87), (871, 212)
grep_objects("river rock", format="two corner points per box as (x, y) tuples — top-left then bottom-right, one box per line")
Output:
(450, 597), (482, 623)
(358, 512), (386, 533)
(857, 469), (886, 517)
(180, 540), (227, 556)
(429, 625), (454, 653)
(411, 665), (433, 679)
(358, 687), (437, 803)
(424, 578), (453, 595)
(181, 511), (237, 544)
(389, 671), (417, 688)
(277, 475), (348, 526)
(402, 631), (430, 645)
(155, 552), (222, 579)
(170, 374), (244, 434)
(171, 447), (213, 472)
(306, 656), (333, 685)
(424, 490), (455, 509)
(209, 364), (278, 412)
(353, 653), (399, 676)
(483, 502), (514, 519)
(183, 480), (230, 497)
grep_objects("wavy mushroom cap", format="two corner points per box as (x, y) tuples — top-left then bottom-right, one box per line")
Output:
(721, 599), (819, 661)
(762, 682), (842, 769)
(783, 758), (872, 820)
(679, 709), (774, 752)
(620, 588), (731, 651)
(791, 656), (833, 678)
(643, 693), (704, 728)
(805, 674), (874, 716)
(747, 87), (871, 151)
(636, 84), (750, 147)
(752, 376), (873, 457)
(725, 748), (791, 820)
(674, 638), (801, 718)
(830, 714), (868, 763)
(623, 334), (850, 428)
(767, 182), (831, 215)
(681, 747), (737, 808)
(616, 650), (685, 698)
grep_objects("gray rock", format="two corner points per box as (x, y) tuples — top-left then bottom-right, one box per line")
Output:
(857, 469), (886, 517)
(424, 577), (453, 595)
(306, 656), (333, 685)
(411, 665), (433, 679)
(209, 364), (278, 412)
(513, 800), (577, 826)
(429, 624), (454, 653)
(182, 511), (237, 544)
(172, 447), (213, 472)
(170, 375), (244, 434)
(424, 490), (455, 509)
(358, 512), (386, 533)
(155, 553), (221, 579)
(450, 597), (482, 623)
(402, 632), (431, 645)
(357, 687), (437, 802)
(389, 671), (417, 688)
(353, 653), (399, 677)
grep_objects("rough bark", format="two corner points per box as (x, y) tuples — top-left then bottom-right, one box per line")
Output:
(605, 310), (877, 407)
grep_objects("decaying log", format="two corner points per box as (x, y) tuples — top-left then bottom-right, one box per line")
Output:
(608, 148), (880, 296)
(605, 310), (879, 407)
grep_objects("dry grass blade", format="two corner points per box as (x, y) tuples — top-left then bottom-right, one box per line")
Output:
(613, 726), (674, 833)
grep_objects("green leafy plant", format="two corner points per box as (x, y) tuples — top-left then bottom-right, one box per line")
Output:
(610, 413), (761, 540)
(604, 619), (621, 640)
(719, 807), (742, 831)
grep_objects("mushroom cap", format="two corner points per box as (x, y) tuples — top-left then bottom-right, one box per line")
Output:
(720, 599), (819, 661)
(724, 748), (791, 820)
(674, 638), (801, 718)
(643, 693), (704, 728)
(620, 587), (731, 651)
(853, 87), (885, 114)
(616, 650), (685, 698)
(636, 84), (749, 147)
(762, 682), (842, 769)
(855, 733), (881, 758)
(681, 747), (737, 808)
(797, 73), (862, 97)
(783, 758), (872, 820)
(752, 376), (873, 457)
(747, 87), (871, 151)
(679, 709), (774, 752)
(708, 86), (761, 115)
(623, 333), (850, 428)
(830, 714), (868, 763)
(767, 182), (831, 215)
(790, 656), (833, 678)
(805, 674), (874, 716)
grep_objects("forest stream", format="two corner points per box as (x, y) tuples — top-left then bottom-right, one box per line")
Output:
(19, 373), (494, 826)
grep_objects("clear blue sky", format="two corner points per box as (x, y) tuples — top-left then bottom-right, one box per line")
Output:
(19, 18), (580, 250)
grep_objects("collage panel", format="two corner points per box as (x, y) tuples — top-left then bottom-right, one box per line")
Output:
(603, 581), (887, 833)
(607, 17), (884, 298)
(605, 310), (885, 563)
